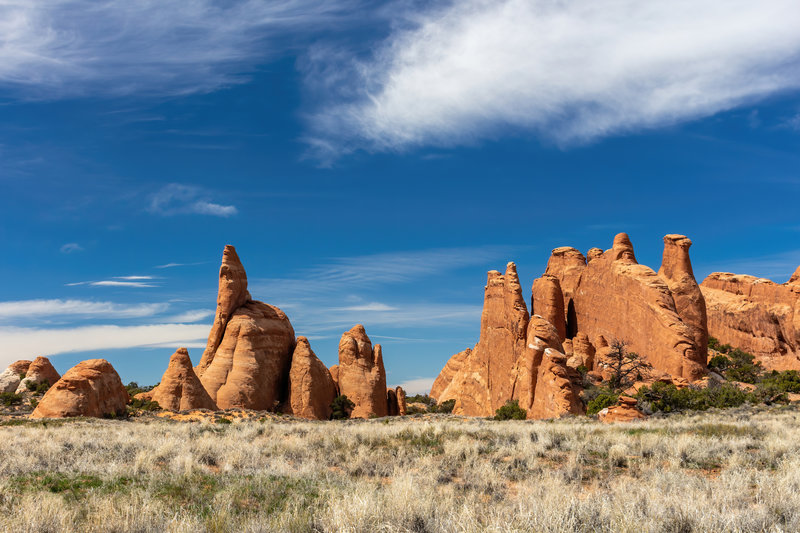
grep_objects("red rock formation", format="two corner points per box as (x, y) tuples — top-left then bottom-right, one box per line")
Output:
(16, 356), (61, 394)
(429, 348), (470, 402)
(285, 337), (337, 420)
(545, 248), (587, 335)
(329, 365), (340, 394)
(658, 235), (708, 358)
(337, 325), (388, 418)
(567, 332), (595, 370)
(511, 316), (563, 416)
(451, 263), (530, 416)
(8, 360), (32, 376)
(531, 275), (566, 341)
(598, 396), (646, 423)
(31, 359), (129, 418)
(790, 266), (800, 285)
(199, 301), (295, 410)
(547, 233), (706, 380)
(396, 386), (407, 416)
(701, 270), (800, 370)
(196, 245), (251, 375)
(1, 361), (32, 394)
(144, 348), (217, 411)
(529, 349), (584, 419)
(387, 388), (398, 416)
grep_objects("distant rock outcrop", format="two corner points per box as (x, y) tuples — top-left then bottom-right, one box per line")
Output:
(396, 386), (407, 416)
(195, 246), (295, 410)
(16, 356), (61, 394)
(31, 359), (129, 418)
(285, 337), (337, 420)
(141, 348), (217, 411)
(429, 348), (470, 402)
(598, 396), (646, 423)
(701, 269), (800, 370)
(337, 325), (387, 418)
(0, 360), (32, 394)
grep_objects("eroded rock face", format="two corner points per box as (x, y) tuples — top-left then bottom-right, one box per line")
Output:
(1, 361), (32, 393)
(31, 359), (129, 418)
(387, 388), (398, 416)
(199, 301), (295, 410)
(337, 325), (387, 418)
(701, 270), (800, 370)
(16, 356), (61, 394)
(196, 245), (251, 376)
(429, 348), (470, 402)
(285, 337), (337, 420)
(511, 316), (564, 416)
(145, 348), (217, 411)
(8, 360), (32, 376)
(329, 365), (340, 394)
(545, 248), (587, 335)
(659, 235), (708, 358)
(451, 263), (530, 416)
(567, 332), (595, 370)
(531, 275), (566, 341)
(529, 349), (584, 420)
(547, 233), (706, 380)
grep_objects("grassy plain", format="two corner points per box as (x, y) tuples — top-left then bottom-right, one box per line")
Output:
(2, 406), (800, 532)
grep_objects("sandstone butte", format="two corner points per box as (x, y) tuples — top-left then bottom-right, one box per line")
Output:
(701, 266), (800, 370)
(15, 356), (61, 394)
(138, 348), (217, 411)
(0, 360), (32, 394)
(31, 359), (129, 419)
(284, 337), (338, 420)
(194, 245), (296, 411)
(337, 325), (388, 418)
(433, 233), (710, 419)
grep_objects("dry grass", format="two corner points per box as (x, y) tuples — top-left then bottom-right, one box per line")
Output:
(2, 405), (800, 532)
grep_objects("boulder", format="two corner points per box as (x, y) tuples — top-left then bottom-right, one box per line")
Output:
(450, 263), (530, 416)
(31, 359), (129, 418)
(529, 349), (584, 419)
(145, 348), (217, 411)
(196, 245), (251, 375)
(546, 233), (706, 381)
(531, 275), (566, 341)
(199, 301), (295, 410)
(598, 396), (646, 423)
(1, 360), (32, 394)
(658, 235), (709, 359)
(284, 337), (337, 420)
(337, 325), (388, 418)
(701, 269), (800, 370)
(16, 356), (61, 394)
(429, 348), (470, 402)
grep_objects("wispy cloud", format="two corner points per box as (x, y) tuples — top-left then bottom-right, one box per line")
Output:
(397, 377), (436, 395)
(66, 279), (158, 288)
(155, 261), (207, 269)
(0, 323), (209, 369)
(306, 0), (800, 158)
(166, 309), (214, 324)
(0, 0), (360, 99)
(148, 184), (237, 218)
(59, 242), (83, 254)
(0, 299), (167, 321)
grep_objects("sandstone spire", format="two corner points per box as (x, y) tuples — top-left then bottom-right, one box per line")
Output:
(658, 234), (708, 359)
(531, 275), (566, 341)
(337, 325), (388, 418)
(196, 245), (251, 375)
(529, 348), (584, 419)
(285, 337), (338, 420)
(511, 315), (563, 416)
(143, 348), (217, 411)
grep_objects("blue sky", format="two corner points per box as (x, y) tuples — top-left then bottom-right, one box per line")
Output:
(1, 0), (799, 393)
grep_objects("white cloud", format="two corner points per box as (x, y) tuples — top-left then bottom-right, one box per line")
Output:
(332, 303), (397, 312)
(148, 184), (238, 218)
(307, 0), (800, 157)
(155, 261), (207, 269)
(0, 299), (167, 321)
(0, 323), (210, 369)
(397, 377), (436, 395)
(166, 309), (214, 324)
(67, 280), (158, 288)
(0, 0), (359, 98)
(60, 243), (83, 254)
(114, 276), (153, 281)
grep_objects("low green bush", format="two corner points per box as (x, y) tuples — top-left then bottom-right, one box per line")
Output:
(586, 391), (619, 415)
(494, 400), (527, 421)
(127, 398), (161, 412)
(430, 399), (456, 414)
(330, 395), (355, 420)
(636, 381), (752, 413)
(1, 392), (23, 406)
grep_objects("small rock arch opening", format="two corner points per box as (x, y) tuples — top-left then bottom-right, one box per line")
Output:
(566, 299), (578, 339)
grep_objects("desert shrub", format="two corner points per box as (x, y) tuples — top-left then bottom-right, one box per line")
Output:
(23, 379), (50, 393)
(586, 390), (619, 415)
(127, 398), (161, 412)
(494, 400), (526, 421)
(431, 399), (456, 414)
(708, 336), (733, 354)
(407, 394), (437, 407)
(707, 354), (732, 373)
(636, 382), (751, 413)
(706, 347), (762, 384)
(406, 404), (427, 415)
(1, 392), (23, 406)
(330, 395), (354, 420)
(125, 381), (156, 397)
(750, 370), (800, 404)
(29, 398), (38, 409)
